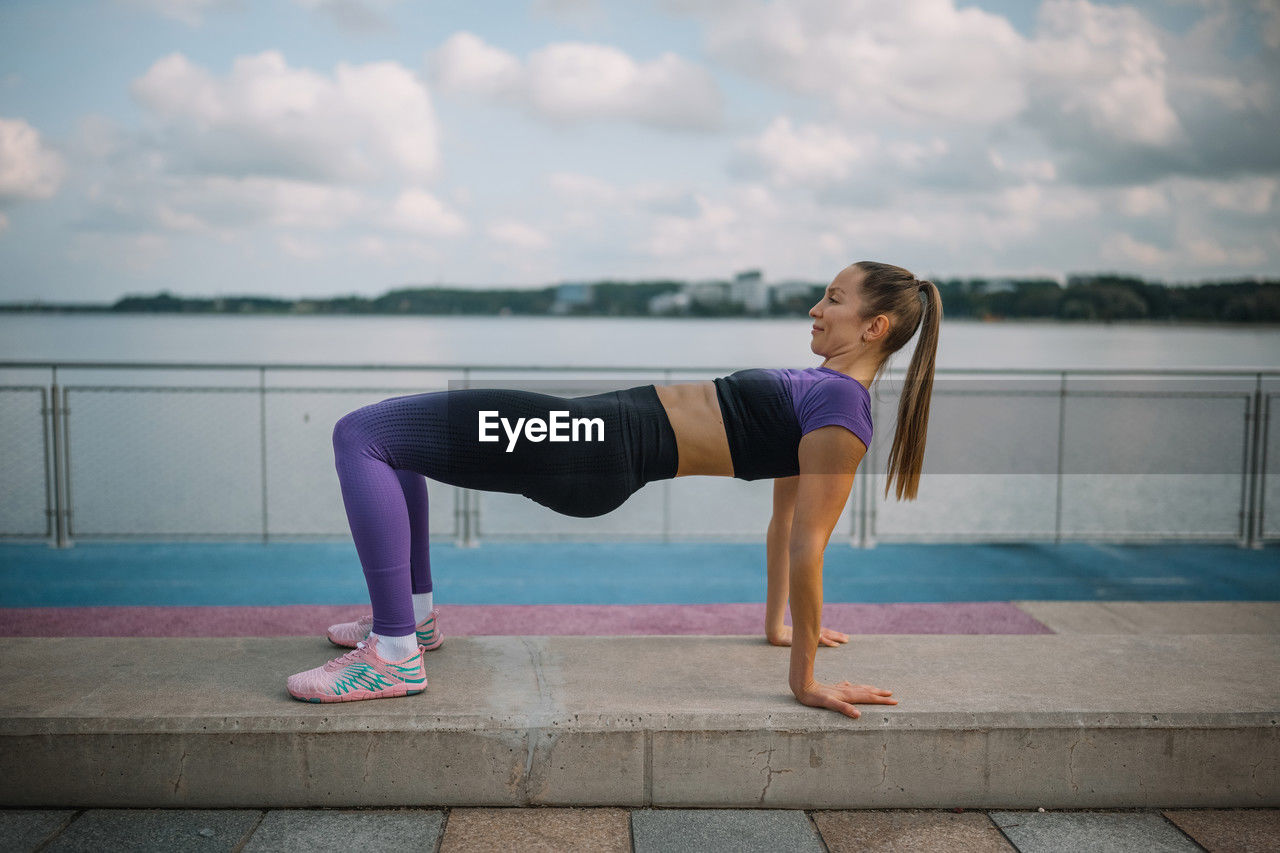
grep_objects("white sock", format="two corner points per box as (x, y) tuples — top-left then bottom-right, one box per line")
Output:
(413, 591), (434, 623)
(370, 632), (419, 661)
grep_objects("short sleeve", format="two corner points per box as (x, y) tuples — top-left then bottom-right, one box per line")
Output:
(796, 378), (873, 450)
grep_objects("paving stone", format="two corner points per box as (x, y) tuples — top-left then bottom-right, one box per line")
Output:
(988, 810), (1202, 853)
(1163, 808), (1280, 853)
(812, 809), (1015, 852)
(441, 807), (630, 852)
(631, 808), (823, 853)
(243, 809), (444, 852)
(43, 809), (261, 853)
(0, 809), (77, 852)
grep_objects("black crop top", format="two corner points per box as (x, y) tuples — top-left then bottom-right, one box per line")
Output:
(713, 367), (874, 481)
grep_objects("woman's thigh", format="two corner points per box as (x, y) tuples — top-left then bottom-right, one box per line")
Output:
(368, 388), (639, 516)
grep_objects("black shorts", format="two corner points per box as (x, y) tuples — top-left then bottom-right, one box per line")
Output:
(367, 384), (680, 518)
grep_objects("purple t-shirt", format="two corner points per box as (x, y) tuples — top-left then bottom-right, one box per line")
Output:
(765, 366), (873, 450)
(712, 365), (874, 480)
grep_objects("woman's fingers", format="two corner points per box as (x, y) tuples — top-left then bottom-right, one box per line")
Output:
(837, 683), (900, 705)
(818, 628), (849, 646)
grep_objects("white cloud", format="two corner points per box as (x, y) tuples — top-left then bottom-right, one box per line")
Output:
(1030, 0), (1181, 148)
(1189, 176), (1277, 214)
(79, 173), (371, 239)
(429, 32), (523, 99)
(1117, 185), (1169, 218)
(736, 117), (874, 188)
(488, 219), (551, 250)
(430, 32), (723, 130)
(988, 150), (1057, 183)
(277, 234), (327, 261)
(701, 0), (1027, 124)
(385, 189), (468, 237)
(547, 171), (619, 204)
(0, 117), (66, 202)
(131, 51), (440, 183)
(1103, 229), (1266, 271)
(1261, 0), (1280, 49)
(683, 0), (1208, 164)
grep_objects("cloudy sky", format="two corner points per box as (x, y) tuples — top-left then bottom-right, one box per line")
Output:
(1, 0), (1277, 302)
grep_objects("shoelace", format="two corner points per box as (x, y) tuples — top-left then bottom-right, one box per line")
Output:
(326, 641), (373, 670)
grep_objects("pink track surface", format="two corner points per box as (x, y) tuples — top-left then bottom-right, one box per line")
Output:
(0, 602), (1051, 637)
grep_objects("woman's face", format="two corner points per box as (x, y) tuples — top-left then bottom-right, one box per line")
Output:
(808, 266), (867, 357)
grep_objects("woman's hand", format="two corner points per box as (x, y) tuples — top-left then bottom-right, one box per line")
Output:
(767, 624), (849, 647)
(793, 679), (898, 719)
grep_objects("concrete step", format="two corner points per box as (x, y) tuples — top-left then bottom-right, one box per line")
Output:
(0, 634), (1276, 809)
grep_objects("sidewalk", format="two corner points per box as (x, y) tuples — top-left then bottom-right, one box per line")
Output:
(6, 805), (1280, 852)
(1, 612), (1277, 809)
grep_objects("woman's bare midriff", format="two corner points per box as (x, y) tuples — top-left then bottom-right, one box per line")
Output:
(653, 381), (736, 478)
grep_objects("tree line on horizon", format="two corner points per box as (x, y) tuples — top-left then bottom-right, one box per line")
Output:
(3, 274), (1278, 322)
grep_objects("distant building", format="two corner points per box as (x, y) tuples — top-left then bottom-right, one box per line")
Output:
(551, 282), (595, 314)
(687, 280), (730, 307)
(769, 280), (819, 304)
(730, 269), (768, 313)
(648, 290), (692, 314)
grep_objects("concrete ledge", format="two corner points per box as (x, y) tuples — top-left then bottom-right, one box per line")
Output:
(0, 635), (1276, 808)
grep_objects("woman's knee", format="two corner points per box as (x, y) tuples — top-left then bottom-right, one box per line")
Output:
(332, 408), (383, 459)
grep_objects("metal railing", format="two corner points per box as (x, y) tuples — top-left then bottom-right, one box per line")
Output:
(0, 361), (1274, 549)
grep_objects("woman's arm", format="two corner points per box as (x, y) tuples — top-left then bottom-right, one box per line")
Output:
(765, 477), (797, 643)
(767, 475), (850, 646)
(787, 426), (897, 718)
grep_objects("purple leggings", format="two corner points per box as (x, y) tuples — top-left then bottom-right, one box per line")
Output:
(331, 387), (678, 636)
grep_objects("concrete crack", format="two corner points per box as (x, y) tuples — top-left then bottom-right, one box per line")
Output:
(361, 738), (375, 784)
(521, 639), (555, 806)
(1067, 736), (1080, 793)
(172, 749), (189, 795)
(522, 639), (554, 709)
(756, 746), (791, 805)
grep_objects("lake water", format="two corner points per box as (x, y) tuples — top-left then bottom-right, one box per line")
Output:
(1, 313), (1277, 373)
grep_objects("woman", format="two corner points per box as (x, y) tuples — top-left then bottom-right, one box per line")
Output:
(288, 260), (940, 720)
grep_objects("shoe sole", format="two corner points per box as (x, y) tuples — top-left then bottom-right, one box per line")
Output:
(289, 683), (426, 703)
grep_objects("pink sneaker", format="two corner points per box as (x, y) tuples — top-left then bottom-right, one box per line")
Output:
(287, 634), (427, 704)
(327, 608), (444, 651)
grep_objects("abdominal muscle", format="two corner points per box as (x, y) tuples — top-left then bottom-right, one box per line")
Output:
(652, 381), (736, 478)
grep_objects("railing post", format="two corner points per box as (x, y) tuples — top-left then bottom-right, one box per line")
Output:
(47, 369), (69, 548)
(259, 367), (270, 545)
(458, 367), (478, 548)
(857, 459), (869, 548)
(1245, 373), (1265, 549)
(662, 368), (672, 544)
(865, 390), (877, 548)
(1260, 390), (1271, 546)
(48, 373), (72, 548)
(1054, 371), (1067, 547)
